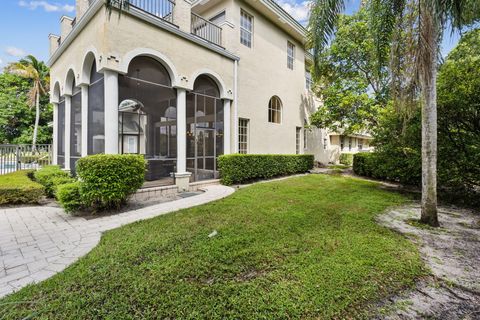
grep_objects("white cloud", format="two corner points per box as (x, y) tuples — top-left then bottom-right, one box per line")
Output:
(18, 1), (75, 13)
(0, 58), (3, 65)
(277, 0), (311, 24)
(5, 46), (26, 57)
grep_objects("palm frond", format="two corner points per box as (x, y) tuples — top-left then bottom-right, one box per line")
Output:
(307, 0), (346, 77)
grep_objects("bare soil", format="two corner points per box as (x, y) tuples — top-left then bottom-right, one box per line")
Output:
(375, 204), (480, 319)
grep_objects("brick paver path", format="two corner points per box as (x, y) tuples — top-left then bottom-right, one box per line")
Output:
(0, 185), (234, 298)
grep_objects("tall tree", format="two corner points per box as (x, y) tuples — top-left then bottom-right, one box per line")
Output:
(308, 0), (479, 227)
(6, 55), (50, 151)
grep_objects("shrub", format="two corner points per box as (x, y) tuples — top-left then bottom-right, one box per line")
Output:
(0, 170), (44, 205)
(76, 154), (146, 211)
(339, 153), (354, 166)
(217, 154), (314, 185)
(56, 182), (83, 213)
(34, 165), (71, 197)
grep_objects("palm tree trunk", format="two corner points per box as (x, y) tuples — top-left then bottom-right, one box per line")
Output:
(419, 5), (439, 227)
(32, 91), (40, 152)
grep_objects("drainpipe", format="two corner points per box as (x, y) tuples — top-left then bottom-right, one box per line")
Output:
(233, 60), (238, 153)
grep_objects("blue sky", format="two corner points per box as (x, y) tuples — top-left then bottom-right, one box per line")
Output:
(0, 0), (461, 68)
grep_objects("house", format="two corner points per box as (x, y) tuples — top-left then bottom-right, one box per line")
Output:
(48, 0), (371, 189)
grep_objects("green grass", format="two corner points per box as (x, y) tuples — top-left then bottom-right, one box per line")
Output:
(0, 175), (425, 319)
(0, 170), (44, 205)
(327, 164), (350, 170)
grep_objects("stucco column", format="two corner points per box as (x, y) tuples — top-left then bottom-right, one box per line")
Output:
(52, 102), (58, 165)
(223, 99), (231, 155)
(64, 95), (72, 170)
(104, 70), (119, 154)
(174, 87), (191, 191)
(80, 84), (88, 157)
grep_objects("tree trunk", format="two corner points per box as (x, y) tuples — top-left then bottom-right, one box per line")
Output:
(419, 6), (439, 227)
(32, 91), (40, 152)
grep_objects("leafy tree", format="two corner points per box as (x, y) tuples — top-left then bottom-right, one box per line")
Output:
(308, 0), (479, 227)
(0, 71), (52, 145)
(310, 9), (389, 135)
(6, 55), (50, 151)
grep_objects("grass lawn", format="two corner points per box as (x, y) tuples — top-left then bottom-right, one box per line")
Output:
(0, 175), (425, 319)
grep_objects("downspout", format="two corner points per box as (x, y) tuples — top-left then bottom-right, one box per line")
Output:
(233, 60), (238, 153)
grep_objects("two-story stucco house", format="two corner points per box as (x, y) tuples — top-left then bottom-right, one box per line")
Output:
(48, 0), (371, 189)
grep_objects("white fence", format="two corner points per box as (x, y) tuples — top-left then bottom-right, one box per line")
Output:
(0, 144), (52, 175)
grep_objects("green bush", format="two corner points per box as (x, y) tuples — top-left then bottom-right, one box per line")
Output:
(339, 153), (354, 166)
(0, 170), (45, 205)
(217, 154), (314, 185)
(76, 154), (146, 211)
(34, 165), (71, 197)
(56, 182), (83, 213)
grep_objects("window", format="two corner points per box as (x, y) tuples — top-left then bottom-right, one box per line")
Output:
(210, 10), (225, 25)
(287, 41), (295, 69)
(305, 70), (313, 90)
(349, 137), (352, 151)
(358, 138), (363, 150)
(296, 127), (301, 154)
(323, 138), (327, 149)
(240, 10), (253, 47)
(268, 96), (282, 123)
(303, 120), (308, 149)
(340, 136), (345, 151)
(238, 118), (249, 154)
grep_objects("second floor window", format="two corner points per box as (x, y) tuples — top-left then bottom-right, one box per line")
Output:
(240, 10), (253, 48)
(305, 70), (313, 90)
(287, 41), (295, 69)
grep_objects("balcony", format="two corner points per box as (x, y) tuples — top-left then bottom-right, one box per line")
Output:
(191, 13), (222, 47)
(127, 0), (175, 24)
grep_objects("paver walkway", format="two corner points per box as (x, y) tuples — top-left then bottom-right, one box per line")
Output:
(0, 185), (234, 298)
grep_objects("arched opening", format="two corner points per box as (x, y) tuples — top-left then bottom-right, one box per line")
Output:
(88, 60), (105, 154)
(186, 75), (224, 181)
(118, 56), (177, 183)
(268, 96), (282, 124)
(70, 78), (82, 172)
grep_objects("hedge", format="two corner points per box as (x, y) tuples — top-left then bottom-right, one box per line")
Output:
(0, 170), (45, 205)
(56, 182), (83, 213)
(217, 154), (314, 185)
(34, 165), (72, 198)
(76, 154), (146, 211)
(339, 153), (354, 166)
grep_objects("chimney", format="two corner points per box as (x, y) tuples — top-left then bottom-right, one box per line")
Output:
(49, 34), (60, 56)
(60, 16), (74, 43)
(76, 0), (90, 20)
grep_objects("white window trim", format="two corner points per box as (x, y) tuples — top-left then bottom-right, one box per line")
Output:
(238, 118), (249, 154)
(268, 96), (282, 124)
(287, 41), (295, 70)
(240, 9), (254, 48)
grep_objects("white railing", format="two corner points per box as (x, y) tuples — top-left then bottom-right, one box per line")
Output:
(128, 0), (175, 23)
(191, 13), (222, 46)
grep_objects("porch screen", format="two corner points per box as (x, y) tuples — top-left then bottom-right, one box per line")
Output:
(88, 61), (105, 154)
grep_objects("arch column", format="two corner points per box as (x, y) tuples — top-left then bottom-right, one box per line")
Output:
(174, 87), (191, 191)
(223, 99), (232, 155)
(52, 103), (58, 165)
(104, 70), (119, 154)
(64, 95), (72, 170)
(80, 84), (89, 157)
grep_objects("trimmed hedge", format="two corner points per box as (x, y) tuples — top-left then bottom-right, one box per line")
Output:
(34, 165), (72, 198)
(76, 154), (146, 211)
(339, 153), (354, 166)
(0, 170), (45, 205)
(353, 153), (378, 178)
(217, 154), (314, 185)
(56, 182), (83, 213)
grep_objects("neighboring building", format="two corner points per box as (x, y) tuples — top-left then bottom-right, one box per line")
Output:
(48, 0), (369, 189)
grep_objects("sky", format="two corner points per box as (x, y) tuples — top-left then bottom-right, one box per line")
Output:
(0, 0), (461, 69)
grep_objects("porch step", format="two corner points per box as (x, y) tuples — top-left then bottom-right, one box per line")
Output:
(189, 179), (221, 191)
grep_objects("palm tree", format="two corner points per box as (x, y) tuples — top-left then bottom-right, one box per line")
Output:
(7, 55), (50, 151)
(308, 0), (478, 227)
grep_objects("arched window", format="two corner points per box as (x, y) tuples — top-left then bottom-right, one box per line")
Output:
(88, 60), (105, 155)
(268, 96), (282, 124)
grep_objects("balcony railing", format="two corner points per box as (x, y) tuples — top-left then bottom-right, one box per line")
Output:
(128, 0), (175, 24)
(191, 13), (222, 47)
